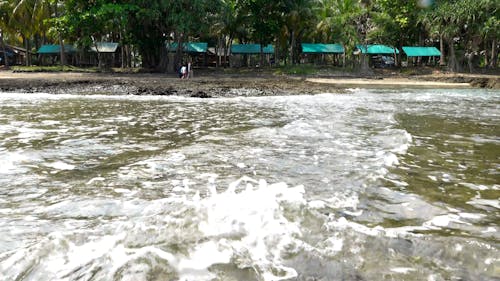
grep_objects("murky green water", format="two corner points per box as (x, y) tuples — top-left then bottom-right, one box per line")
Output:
(0, 89), (498, 280)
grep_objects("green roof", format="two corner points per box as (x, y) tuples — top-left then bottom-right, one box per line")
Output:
(356, 44), (399, 54)
(168, 42), (208, 53)
(37, 44), (77, 54)
(90, 42), (119, 53)
(301, 43), (344, 54)
(402, 46), (441, 57)
(231, 44), (274, 54)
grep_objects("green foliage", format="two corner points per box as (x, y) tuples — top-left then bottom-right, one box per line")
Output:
(274, 64), (320, 75)
(0, 0), (497, 71)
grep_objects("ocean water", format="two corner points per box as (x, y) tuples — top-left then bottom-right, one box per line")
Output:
(0, 89), (498, 280)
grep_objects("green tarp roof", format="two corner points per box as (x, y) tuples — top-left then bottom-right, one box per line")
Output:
(37, 44), (77, 54)
(402, 46), (441, 57)
(301, 43), (344, 54)
(90, 42), (119, 53)
(356, 44), (399, 54)
(231, 44), (274, 54)
(168, 42), (208, 53)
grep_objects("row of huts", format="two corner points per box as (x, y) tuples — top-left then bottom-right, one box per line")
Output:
(1, 42), (441, 68)
(169, 42), (441, 67)
(0, 42), (120, 67)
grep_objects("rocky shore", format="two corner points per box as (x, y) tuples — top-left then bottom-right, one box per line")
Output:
(0, 70), (498, 98)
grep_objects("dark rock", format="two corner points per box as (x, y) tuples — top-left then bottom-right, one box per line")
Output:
(190, 91), (212, 98)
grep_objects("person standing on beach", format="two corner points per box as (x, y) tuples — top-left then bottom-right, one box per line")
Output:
(180, 64), (187, 79)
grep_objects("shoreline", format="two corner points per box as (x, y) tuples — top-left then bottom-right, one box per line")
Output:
(0, 70), (498, 97)
(306, 77), (472, 88)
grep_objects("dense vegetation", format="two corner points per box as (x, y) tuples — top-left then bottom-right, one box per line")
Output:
(0, 0), (498, 72)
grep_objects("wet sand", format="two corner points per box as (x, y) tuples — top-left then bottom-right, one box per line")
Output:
(0, 70), (497, 97)
(306, 77), (471, 88)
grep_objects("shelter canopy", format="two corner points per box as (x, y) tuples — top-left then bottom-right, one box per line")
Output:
(90, 42), (119, 53)
(168, 42), (208, 53)
(231, 44), (274, 54)
(356, 44), (399, 54)
(37, 44), (77, 54)
(402, 46), (441, 57)
(301, 43), (344, 54)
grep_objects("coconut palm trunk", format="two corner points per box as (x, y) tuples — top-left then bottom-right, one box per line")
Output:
(439, 34), (446, 66)
(0, 30), (9, 68)
(490, 38), (497, 68)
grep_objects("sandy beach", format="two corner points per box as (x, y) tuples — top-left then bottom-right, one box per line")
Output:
(306, 77), (472, 88)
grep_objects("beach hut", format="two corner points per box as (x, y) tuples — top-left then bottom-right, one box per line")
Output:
(37, 44), (78, 65)
(402, 46), (441, 66)
(90, 42), (120, 67)
(230, 44), (274, 67)
(207, 47), (229, 67)
(300, 43), (345, 65)
(355, 44), (399, 68)
(169, 42), (208, 53)
(0, 45), (26, 66)
(168, 42), (209, 67)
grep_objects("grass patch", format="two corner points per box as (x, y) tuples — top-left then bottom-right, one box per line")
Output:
(11, 65), (102, 73)
(274, 64), (318, 75)
(273, 64), (358, 76)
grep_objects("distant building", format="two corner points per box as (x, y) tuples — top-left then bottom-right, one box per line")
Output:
(300, 43), (345, 65)
(0, 45), (27, 65)
(230, 44), (274, 67)
(37, 44), (78, 65)
(402, 46), (441, 66)
(355, 44), (399, 68)
(168, 42), (209, 67)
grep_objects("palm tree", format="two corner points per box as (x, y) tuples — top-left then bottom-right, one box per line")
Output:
(10, 0), (51, 65)
(315, 0), (367, 68)
(212, 0), (245, 67)
(283, 0), (314, 64)
(0, 0), (11, 68)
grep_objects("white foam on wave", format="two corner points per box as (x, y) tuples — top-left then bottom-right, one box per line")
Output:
(461, 182), (500, 191)
(390, 267), (416, 274)
(189, 176), (304, 280)
(467, 198), (500, 209)
(44, 161), (76, 171)
(0, 151), (30, 175)
(1, 176), (306, 281)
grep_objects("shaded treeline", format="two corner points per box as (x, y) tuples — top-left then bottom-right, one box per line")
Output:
(0, 0), (498, 72)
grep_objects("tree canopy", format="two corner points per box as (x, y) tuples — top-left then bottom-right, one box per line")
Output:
(0, 0), (497, 71)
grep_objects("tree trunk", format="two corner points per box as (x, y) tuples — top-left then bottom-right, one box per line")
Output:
(1, 31), (9, 69)
(360, 43), (370, 73)
(23, 35), (28, 66)
(289, 30), (295, 65)
(93, 42), (102, 69)
(274, 38), (279, 67)
(128, 48), (132, 68)
(417, 32), (423, 65)
(484, 44), (489, 67)
(225, 37), (232, 68)
(55, 1), (65, 67)
(173, 32), (184, 72)
(120, 30), (125, 68)
(490, 38), (497, 68)
(58, 36), (65, 67)
(439, 34), (446, 66)
(466, 51), (473, 73)
(216, 35), (221, 68)
(448, 39), (459, 72)
(159, 42), (168, 72)
(259, 43), (264, 67)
